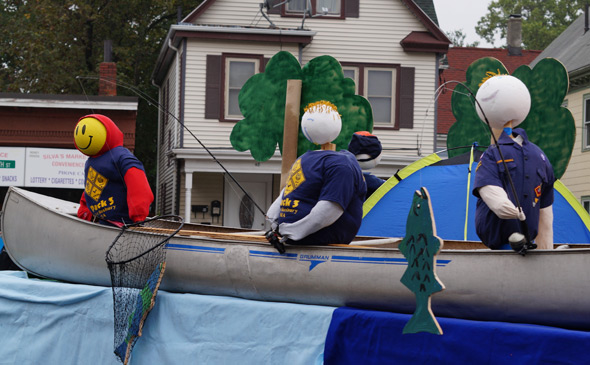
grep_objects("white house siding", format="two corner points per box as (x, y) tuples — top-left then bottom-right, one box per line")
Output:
(182, 39), (300, 149)
(192, 0), (439, 157)
(157, 59), (180, 214)
(560, 88), (590, 203)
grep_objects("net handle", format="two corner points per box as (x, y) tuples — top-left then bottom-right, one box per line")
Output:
(105, 215), (185, 265)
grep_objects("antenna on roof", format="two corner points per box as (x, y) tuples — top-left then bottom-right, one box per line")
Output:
(298, 0), (328, 30)
(260, 0), (279, 28)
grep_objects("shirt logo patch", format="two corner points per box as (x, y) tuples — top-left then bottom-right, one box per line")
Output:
(534, 184), (542, 198)
(284, 158), (305, 197)
(85, 166), (108, 201)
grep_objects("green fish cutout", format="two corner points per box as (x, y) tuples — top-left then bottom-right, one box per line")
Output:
(399, 187), (445, 335)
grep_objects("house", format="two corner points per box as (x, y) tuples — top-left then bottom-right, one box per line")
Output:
(0, 57), (138, 205)
(151, 0), (450, 228)
(437, 15), (541, 150)
(530, 8), (590, 212)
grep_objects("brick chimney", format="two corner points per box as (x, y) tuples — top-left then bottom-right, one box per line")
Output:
(507, 14), (523, 56)
(99, 40), (117, 96)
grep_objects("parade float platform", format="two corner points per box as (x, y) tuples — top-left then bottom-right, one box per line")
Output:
(0, 271), (588, 364)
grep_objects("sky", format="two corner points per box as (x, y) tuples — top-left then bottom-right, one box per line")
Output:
(432, 0), (497, 47)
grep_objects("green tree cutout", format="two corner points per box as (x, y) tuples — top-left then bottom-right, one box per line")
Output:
(446, 57), (575, 179)
(399, 187), (444, 335)
(230, 51), (373, 162)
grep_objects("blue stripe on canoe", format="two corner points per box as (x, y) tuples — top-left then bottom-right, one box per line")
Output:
(249, 250), (298, 260)
(331, 256), (408, 265)
(165, 243), (225, 254)
(331, 256), (452, 267)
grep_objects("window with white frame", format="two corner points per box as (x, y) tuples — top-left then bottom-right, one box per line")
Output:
(365, 68), (396, 125)
(286, 0), (341, 16)
(584, 95), (590, 151)
(225, 57), (260, 119)
(582, 196), (590, 213)
(342, 66), (359, 94)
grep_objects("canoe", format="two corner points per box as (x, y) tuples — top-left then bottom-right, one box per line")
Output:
(2, 186), (590, 330)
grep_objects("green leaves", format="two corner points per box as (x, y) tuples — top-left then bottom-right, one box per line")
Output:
(475, 0), (585, 49)
(230, 51), (373, 162)
(446, 57), (574, 179)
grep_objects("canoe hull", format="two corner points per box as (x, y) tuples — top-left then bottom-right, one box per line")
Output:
(2, 187), (590, 330)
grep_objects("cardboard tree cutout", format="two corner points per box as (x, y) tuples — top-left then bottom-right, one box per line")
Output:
(230, 51), (373, 161)
(446, 57), (574, 179)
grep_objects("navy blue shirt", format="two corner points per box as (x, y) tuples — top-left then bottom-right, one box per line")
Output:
(279, 150), (367, 245)
(83, 146), (146, 224)
(363, 172), (385, 199)
(473, 129), (555, 249)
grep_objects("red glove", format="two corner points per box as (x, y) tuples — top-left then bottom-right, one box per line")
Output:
(77, 193), (93, 221)
(124, 167), (154, 222)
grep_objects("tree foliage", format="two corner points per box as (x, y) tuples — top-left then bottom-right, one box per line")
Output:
(445, 30), (480, 48)
(475, 0), (586, 50)
(0, 0), (197, 188)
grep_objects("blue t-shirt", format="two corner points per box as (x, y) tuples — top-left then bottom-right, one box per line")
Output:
(83, 146), (146, 224)
(473, 129), (555, 249)
(363, 172), (385, 199)
(279, 150), (367, 245)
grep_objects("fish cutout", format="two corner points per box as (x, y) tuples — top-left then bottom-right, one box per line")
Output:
(399, 187), (445, 335)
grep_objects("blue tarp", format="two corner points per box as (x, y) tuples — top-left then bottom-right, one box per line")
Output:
(0, 271), (332, 364)
(2, 270), (590, 364)
(325, 307), (590, 364)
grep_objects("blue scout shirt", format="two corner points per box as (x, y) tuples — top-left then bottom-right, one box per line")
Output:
(363, 172), (385, 199)
(83, 146), (146, 224)
(473, 128), (555, 249)
(279, 150), (367, 245)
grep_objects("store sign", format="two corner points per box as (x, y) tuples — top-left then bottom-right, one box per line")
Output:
(0, 147), (86, 188)
(0, 148), (26, 186)
(25, 148), (86, 188)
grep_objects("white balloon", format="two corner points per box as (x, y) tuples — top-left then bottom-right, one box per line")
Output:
(301, 102), (342, 144)
(475, 75), (531, 129)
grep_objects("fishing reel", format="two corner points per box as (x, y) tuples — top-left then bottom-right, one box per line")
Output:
(509, 233), (537, 256)
(265, 229), (286, 254)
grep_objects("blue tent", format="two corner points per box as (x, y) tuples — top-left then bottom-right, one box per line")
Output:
(359, 149), (590, 244)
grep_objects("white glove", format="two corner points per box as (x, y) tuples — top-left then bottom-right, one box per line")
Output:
(478, 185), (523, 220)
(279, 200), (343, 241)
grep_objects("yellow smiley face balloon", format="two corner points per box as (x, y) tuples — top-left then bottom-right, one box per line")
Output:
(74, 117), (107, 156)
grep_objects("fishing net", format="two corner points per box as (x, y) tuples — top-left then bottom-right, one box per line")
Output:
(105, 215), (184, 364)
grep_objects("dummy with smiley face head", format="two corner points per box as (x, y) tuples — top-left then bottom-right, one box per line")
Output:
(74, 114), (153, 226)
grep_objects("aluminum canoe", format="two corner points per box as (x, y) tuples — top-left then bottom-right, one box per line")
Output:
(2, 186), (590, 330)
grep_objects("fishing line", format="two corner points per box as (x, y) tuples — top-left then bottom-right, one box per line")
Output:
(75, 76), (267, 219)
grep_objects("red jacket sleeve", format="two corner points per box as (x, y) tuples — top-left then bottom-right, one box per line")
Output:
(77, 193), (93, 221)
(124, 167), (154, 222)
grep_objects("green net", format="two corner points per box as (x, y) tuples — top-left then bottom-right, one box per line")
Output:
(105, 215), (184, 364)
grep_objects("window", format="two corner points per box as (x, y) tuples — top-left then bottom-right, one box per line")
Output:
(582, 196), (590, 213)
(584, 95), (590, 151)
(366, 68), (396, 125)
(341, 62), (414, 129)
(224, 55), (262, 120)
(205, 54), (265, 121)
(285, 0), (342, 16)
(342, 66), (358, 94)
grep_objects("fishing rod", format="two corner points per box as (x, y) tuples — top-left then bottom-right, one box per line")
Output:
(75, 75), (268, 218)
(457, 81), (535, 255)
